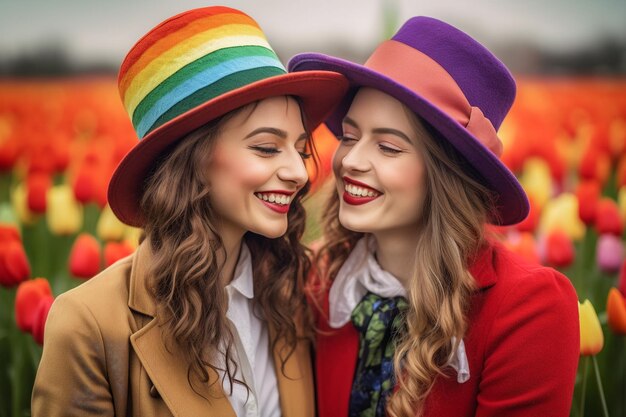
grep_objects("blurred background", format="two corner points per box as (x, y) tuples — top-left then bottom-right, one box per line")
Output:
(1, 0), (625, 75)
(1, 1), (625, 417)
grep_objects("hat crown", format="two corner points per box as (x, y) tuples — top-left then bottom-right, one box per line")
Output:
(391, 16), (515, 130)
(117, 6), (286, 139)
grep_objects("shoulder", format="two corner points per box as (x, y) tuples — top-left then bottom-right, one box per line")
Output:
(46, 255), (135, 342)
(474, 241), (579, 348)
(490, 241), (577, 302)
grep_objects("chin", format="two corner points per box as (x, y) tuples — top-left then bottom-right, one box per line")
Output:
(338, 213), (374, 234)
(252, 223), (288, 239)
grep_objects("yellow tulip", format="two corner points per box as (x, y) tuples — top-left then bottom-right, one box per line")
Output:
(519, 157), (553, 210)
(538, 193), (586, 241)
(124, 226), (143, 249)
(46, 185), (83, 235)
(97, 204), (126, 242)
(579, 299), (604, 356)
(11, 182), (38, 225)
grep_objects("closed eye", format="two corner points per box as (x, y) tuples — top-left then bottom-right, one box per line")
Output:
(338, 135), (358, 146)
(378, 143), (403, 155)
(249, 145), (280, 156)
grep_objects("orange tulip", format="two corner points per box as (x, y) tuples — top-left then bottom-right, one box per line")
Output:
(14, 278), (52, 333)
(68, 233), (102, 279)
(579, 299), (604, 356)
(503, 232), (540, 264)
(606, 288), (626, 335)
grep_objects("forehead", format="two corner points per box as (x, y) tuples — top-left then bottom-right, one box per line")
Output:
(225, 96), (304, 129)
(346, 88), (413, 128)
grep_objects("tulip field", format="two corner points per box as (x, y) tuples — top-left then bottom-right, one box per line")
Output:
(1, 77), (625, 416)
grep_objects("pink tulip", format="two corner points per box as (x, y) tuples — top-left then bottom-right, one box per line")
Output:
(597, 234), (624, 274)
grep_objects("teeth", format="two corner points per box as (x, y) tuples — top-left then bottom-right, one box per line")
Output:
(345, 183), (379, 198)
(255, 193), (292, 205)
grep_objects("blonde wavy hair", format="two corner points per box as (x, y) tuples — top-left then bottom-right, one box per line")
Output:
(140, 99), (312, 397)
(315, 105), (498, 416)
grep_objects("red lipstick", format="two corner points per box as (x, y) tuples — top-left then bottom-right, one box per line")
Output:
(342, 177), (381, 206)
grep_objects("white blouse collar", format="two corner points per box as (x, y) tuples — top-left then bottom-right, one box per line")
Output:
(328, 237), (470, 384)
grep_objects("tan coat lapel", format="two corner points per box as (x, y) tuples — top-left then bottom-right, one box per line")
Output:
(271, 326), (316, 417)
(128, 242), (315, 417)
(128, 243), (235, 417)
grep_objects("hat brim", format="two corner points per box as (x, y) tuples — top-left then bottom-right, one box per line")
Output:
(108, 70), (348, 227)
(289, 53), (529, 225)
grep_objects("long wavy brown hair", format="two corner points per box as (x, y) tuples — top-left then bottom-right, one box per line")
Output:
(140, 99), (313, 396)
(314, 104), (498, 416)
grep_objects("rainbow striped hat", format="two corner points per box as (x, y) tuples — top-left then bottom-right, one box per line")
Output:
(108, 6), (348, 226)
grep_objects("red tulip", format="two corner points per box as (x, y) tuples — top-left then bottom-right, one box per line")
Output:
(15, 278), (52, 333)
(544, 230), (575, 268)
(68, 233), (102, 279)
(26, 172), (52, 214)
(595, 198), (623, 236)
(575, 180), (600, 225)
(0, 136), (19, 171)
(72, 164), (97, 204)
(104, 241), (135, 267)
(31, 295), (55, 345)
(514, 195), (540, 232)
(579, 148), (611, 186)
(0, 225), (30, 287)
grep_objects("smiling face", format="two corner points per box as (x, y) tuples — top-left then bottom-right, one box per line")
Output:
(333, 88), (427, 236)
(206, 96), (309, 243)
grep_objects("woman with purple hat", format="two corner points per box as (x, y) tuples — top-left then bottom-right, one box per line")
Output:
(290, 16), (579, 417)
(32, 6), (347, 417)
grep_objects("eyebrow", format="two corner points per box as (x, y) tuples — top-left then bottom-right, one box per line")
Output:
(244, 127), (308, 142)
(343, 116), (412, 144)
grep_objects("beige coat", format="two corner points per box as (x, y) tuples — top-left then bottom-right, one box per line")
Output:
(32, 242), (315, 417)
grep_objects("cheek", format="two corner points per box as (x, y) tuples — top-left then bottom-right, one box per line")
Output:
(210, 148), (268, 190)
(382, 159), (425, 198)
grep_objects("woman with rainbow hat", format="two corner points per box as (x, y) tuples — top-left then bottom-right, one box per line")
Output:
(290, 16), (579, 417)
(32, 6), (347, 417)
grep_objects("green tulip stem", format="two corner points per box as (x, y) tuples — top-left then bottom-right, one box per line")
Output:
(592, 355), (609, 417)
(580, 355), (589, 417)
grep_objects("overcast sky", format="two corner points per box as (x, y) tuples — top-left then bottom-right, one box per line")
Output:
(1, 0), (625, 66)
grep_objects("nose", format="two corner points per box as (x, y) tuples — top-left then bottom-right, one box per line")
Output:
(277, 149), (309, 187)
(340, 140), (371, 173)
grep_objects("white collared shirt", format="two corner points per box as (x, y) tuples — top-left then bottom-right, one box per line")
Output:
(329, 237), (470, 384)
(219, 244), (280, 417)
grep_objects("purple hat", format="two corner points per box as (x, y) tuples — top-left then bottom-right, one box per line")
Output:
(288, 16), (529, 225)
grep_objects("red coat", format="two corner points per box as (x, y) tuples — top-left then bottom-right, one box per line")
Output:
(311, 241), (580, 417)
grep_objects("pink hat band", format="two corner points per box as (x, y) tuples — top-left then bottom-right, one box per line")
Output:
(364, 40), (503, 157)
